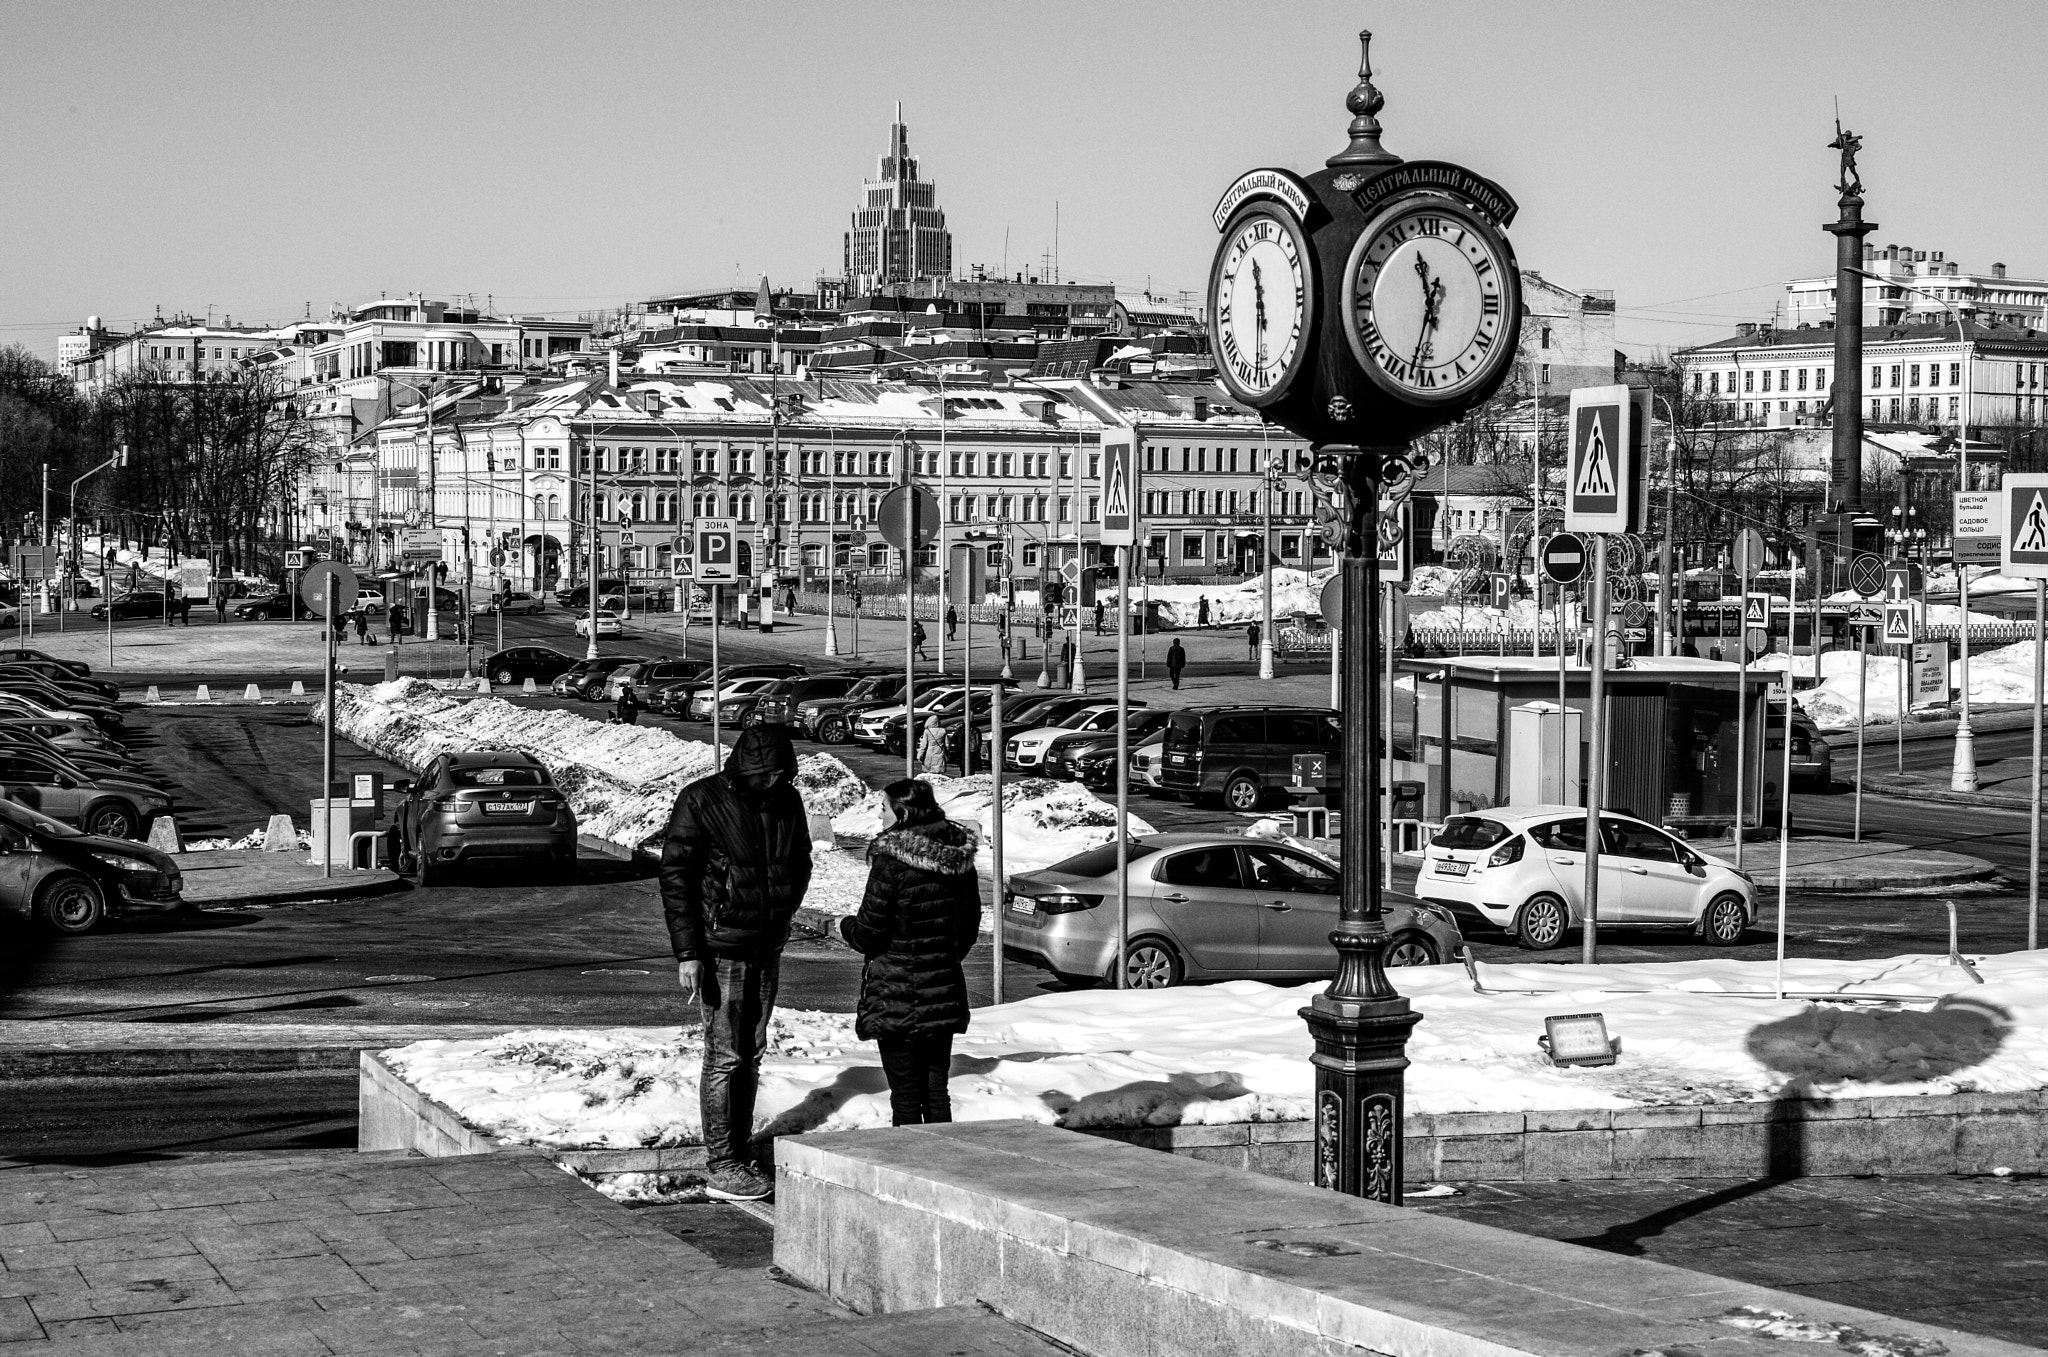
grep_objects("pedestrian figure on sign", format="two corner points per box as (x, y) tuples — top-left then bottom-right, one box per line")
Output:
(919, 717), (948, 774)
(838, 778), (980, 1127)
(1093, 600), (1105, 636)
(912, 619), (930, 661)
(616, 682), (640, 726)
(1167, 637), (1187, 690)
(661, 726), (813, 1203)
(1247, 620), (1261, 659)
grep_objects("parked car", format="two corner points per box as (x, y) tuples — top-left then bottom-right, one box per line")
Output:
(0, 746), (170, 839)
(1041, 710), (1173, 780)
(89, 590), (175, 621)
(574, 613), (623, 639)
(853, 686), (981, 750)
(0, 736), (158, 792)
(795, 673), (912, 744)
(604, 657), (706, 703)
(481, 646), (580, 688)
(1416, 806), (1758, 950)
(0, 649), (91, 679)
(1003, 833), (1463, 988)
(1160, 706), (1342, 811)
(0, 717), (128, 762)
(390, 751), (577, 887)
(234, 594), (314, 621)
(750, 673), (878, 729)
(551, 656), (645, 701)
(0, 662), (119, 703)
(476, 591), (545, 616)
(554, 580), (626, 610)
(659, 663), (808, 718)
(1005, 702), (1152, 773)
(1769, 703), (1834, 789)
(353, 589), (387, 616)
(0, 797), (185, 935)
(687, 676), (788, 724)
(1073, 729), (1166, 791)
(972, 694), (1102, 766)
(0, 687), (121, 737)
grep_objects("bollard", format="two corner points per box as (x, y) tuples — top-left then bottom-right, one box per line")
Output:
(145, 685), (161, 702)
(477, 677), (491, 694)
(383, 648), (398, 683)
(196, 684), (211, 702)
(146, 815), (184, 854)
(522, 677), (537, 694)
(244, 683), (262, 700)
(290, 680), (306, 696)
(261, 814), (297, 853)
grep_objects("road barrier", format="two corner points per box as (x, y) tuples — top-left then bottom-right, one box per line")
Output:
(244, 683), (261, 700)
(195, 684), (211, 701)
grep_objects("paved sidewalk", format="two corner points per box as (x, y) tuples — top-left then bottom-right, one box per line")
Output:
(0, 1023), (519, 1079)
(1417, 1173), (2048, 1349)
(1861, 770), (2041, 812)
(174, 851), (403, 909)
(0, 1147), (1065, 1354)
(1690, 835), (2000, 891)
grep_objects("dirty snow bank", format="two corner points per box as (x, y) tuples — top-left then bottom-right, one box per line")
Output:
(382, 951), (2048, 1168)
(1761, 641), (2043, 730)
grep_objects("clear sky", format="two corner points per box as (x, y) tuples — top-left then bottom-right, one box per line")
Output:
(4, 1), (2044, 365)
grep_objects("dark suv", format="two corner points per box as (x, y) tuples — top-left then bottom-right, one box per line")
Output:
(392, 751), (577, 885)
(750, 672), (878, 729)
(551, 656), (646, 700)
(794, 673), (910, 744)
(1160, 706), (1342, 811)
(655, 663), (807, 718)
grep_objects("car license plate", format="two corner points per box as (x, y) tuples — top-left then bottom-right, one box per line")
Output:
(1007, 896), (1035, 916)
(1433, 859), (1469, 877)
(484, 801), (526, 814)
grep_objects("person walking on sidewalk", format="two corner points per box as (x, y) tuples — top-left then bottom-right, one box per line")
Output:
(945, 605), (958, 642)
(918, 717), (948, 774)
(353, 607), (372, 646)
(912, 618), (930, 661)
(615, 681), (640, 726)
(661, 726), (813, 1202)
(1093, 599), (1105, 636)
(839, 778), (980, 1127)
(1246, 620), (1261, 660)
(213, 583), (228, 624)
(389, 600), (409, 645)
(1166, 637), (1187, 690)
(1197, 595), (1211, 627)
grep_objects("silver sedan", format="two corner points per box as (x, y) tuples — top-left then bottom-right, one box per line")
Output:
(1001, 832), (1464, 988)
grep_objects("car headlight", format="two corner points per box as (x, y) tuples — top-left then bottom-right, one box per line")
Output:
(91, 852), (157, 873)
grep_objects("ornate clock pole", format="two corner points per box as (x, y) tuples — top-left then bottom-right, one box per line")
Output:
(1206, 31), (1525, 1201)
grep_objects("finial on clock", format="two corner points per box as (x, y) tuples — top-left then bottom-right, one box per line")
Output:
(1327, 28), (1402, 169)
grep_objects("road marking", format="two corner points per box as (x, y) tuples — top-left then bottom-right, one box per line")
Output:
(365, 974), (436, 982)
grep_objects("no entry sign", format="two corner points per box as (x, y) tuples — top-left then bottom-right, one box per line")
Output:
(1540, 532), (1587, 584)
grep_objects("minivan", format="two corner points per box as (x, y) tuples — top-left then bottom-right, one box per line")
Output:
(1159, 706), (1342, 811)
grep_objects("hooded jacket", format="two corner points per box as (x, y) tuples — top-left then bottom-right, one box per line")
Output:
(660, 726), (813, 961)
(838, 817), (981, 1041)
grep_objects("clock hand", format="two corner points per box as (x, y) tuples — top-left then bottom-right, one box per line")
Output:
(1251, 259), (1267, 332)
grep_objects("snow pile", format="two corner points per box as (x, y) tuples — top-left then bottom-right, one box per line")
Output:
(322, 679), (859, 855)
(1407, 565), (1462, 597)
(380, 951), (2048, 1164)
(1104, 569), (1333, 630)
(185, 826), (315, 852)
(1759, 641), (2042, 730)
(831, 772), (1155, 876)
(1407, 599), (1552, 634)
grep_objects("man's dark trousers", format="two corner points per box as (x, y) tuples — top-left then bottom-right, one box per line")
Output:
(700, 954), (781, 1172)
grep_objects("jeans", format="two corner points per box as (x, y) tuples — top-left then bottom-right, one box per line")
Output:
(698, 953), (781, 1171)
(877, 1034), (954, 1126)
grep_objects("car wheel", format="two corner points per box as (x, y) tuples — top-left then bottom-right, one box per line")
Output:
(494, 668), (515, 686)
(83, 800), (138, 840)
(1701, 892), (1749, 946)
(1110, 937), (1183, 989)
(1223, 775), (1263, 812)
(818, 715), (850, 744)
(38, 876), (106, 935)
(1515, 894), (1570, 951)
(1385, 930), (1441, 967)
(417, 854), (444, 888)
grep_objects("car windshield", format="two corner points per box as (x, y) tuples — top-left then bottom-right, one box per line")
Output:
(448, 765), (550, 788)
(1044, 842), (1161, 877)
(1433, 816), (1513, 850)
(0, 797), (79, 837)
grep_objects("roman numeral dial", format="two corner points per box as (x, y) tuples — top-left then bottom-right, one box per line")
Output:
(1340, 196), (1519, 407)
(1207, 204), (1315, 407)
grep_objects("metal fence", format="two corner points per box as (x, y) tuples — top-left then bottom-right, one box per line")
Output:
(1276, 621), (2042, 659)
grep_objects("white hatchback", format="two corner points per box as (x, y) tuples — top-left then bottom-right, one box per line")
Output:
(1417, 805), (1755, 950)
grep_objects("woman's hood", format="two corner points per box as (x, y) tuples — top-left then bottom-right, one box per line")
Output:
(869, 818), (979, 876)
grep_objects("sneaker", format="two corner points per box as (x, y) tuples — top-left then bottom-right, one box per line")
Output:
(704, 1164), (773, 1202)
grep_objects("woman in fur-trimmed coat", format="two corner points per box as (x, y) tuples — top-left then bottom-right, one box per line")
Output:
(839, 778), (982, 1125)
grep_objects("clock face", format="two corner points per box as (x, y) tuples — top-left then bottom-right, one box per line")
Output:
(1341, 197), (1519, 406)
(1208, 206), (1314, 406)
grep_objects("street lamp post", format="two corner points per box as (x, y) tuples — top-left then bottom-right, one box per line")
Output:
(1259, 434), (1277, 680)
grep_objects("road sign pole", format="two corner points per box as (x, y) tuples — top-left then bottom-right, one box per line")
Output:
(1115, 545), (1131, 990)
(1580, 534), (1607, 965)
(711, 585), (722, 758)
(1854, 628), (1866, 842)
(2032, 578), (2044, 952)
(1774, 557), (1799, 1002)
(1732, 533), (1749, 871)
(323, 573), (336, 879)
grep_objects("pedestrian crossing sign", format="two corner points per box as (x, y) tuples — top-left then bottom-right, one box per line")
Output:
(1565, 385), (1634, 533)
(2002, 474), (2048, 577)
(1883, 601), (1914, 642)
(1743, 592), (1770, 627)
(1099, 429), (1141, 548)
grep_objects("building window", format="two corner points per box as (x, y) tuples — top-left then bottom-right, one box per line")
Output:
(1540, 326), (1553, 349)
(1871, 364), (1883, 388)
(1908, 397), (1921, 422)
(1086, 495), (1099, 522)
(1889, 398), (1901, 422)
(1890, 365), (1901, 388)
(1694, 373), (1705, 394)
(1541, 363), (1551, 384)
(1870, 399), (1882, 422)
(1280, 533), (1300, 558)
(1797, 369), (1808, 391)
(1743, 371), (1754, 393)
(1909, 364), (1920, 388)
(1949, 396), (1959, 420)
(1951, 362), (1962, 386)
(1181, 532), (1204, 561)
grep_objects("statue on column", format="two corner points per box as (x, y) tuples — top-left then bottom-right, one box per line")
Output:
(1830, 119), (1863, 200)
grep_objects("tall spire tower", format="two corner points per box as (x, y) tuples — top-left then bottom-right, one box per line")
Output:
(843, 104), (953, 296)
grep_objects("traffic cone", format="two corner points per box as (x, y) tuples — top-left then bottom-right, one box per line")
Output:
(146, 816), (184, 854)
(145, 685), (160, 702)
(477, 677), (491, 694)
(196, 684), (210, 702)
(244, 683), (262, 700)
(290, 680), (306, 696)
(523, 678), (537, 694)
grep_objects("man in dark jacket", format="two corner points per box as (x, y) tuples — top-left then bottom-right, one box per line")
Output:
(660, 725), (812, 1201)
(1166, 637), (1187, 690)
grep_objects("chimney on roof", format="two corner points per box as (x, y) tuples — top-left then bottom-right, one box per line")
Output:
(1736, 322), (1759, 337)
(1993, 262), (2008, 279)
(1192, 396), (1210, 422)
